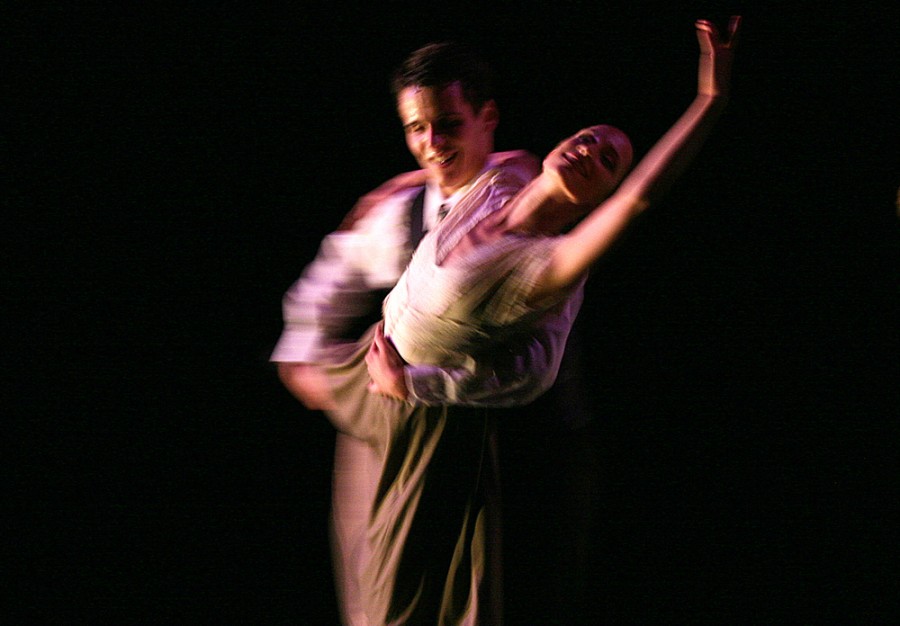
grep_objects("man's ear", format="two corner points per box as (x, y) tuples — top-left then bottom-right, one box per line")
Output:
(481, 99), (499, 132)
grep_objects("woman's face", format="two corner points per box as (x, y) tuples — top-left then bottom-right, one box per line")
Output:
(544, 125), (633, 206)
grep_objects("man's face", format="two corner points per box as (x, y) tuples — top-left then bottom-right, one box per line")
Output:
(397, 81), (497, 196)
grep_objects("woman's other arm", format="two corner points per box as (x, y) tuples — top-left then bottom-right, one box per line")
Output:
(541, 17), (741, 296)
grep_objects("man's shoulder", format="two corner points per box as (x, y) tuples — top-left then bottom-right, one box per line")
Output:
(487, 150), (541, 185)
(338, 176), (425, 231)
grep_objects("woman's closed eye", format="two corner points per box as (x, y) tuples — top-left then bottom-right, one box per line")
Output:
(599, 148), (618, 171)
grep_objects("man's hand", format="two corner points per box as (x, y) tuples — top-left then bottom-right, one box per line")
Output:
(365, 323), (409, 401)
(277, 362), (336, 410)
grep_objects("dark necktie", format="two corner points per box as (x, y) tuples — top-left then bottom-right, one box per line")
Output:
(437, 203), (449, 222)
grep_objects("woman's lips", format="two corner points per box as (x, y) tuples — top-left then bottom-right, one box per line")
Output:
(562, 151), (588, 178)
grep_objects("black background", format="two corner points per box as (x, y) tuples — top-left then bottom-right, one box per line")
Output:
(7, 1), (898, 623)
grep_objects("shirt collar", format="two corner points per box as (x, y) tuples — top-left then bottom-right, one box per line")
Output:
(423, 163), (494, 229)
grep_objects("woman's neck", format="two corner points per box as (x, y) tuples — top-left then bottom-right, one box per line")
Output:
(501, 175), (585, 235)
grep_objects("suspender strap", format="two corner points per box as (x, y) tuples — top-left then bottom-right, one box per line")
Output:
(408, 186), (427, 252)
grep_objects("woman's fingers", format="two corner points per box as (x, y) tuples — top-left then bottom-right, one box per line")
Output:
(726, 15), (742, 49)
(695, 19), (717, 55)
(696, 16), (742, 51)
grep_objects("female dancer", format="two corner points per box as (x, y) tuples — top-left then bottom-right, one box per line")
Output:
(366, 17), (741, 403)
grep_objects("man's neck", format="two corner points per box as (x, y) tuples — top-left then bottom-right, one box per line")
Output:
(434, 160), (492, 200)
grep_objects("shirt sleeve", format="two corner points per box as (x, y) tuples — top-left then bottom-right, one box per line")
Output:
(270, 189), (417, 363)
(404, 277), (586, 407)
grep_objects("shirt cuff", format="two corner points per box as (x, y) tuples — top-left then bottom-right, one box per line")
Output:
(404, 365), (452, 406)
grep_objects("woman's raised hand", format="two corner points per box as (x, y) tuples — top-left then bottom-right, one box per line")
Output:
(696, 16), (741, 98)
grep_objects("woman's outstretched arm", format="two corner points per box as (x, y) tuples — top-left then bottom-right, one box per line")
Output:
(540, 17), (741, 297)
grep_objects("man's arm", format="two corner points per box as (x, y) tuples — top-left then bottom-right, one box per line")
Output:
(277, 362), (337, 411)
(271, 180), (424, 364)
(272, 178), (425, 410)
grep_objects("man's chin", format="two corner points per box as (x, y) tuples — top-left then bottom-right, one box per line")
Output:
(432, 168), (469, 194)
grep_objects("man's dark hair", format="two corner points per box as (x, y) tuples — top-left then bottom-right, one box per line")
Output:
(390, 42), (495, 112)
